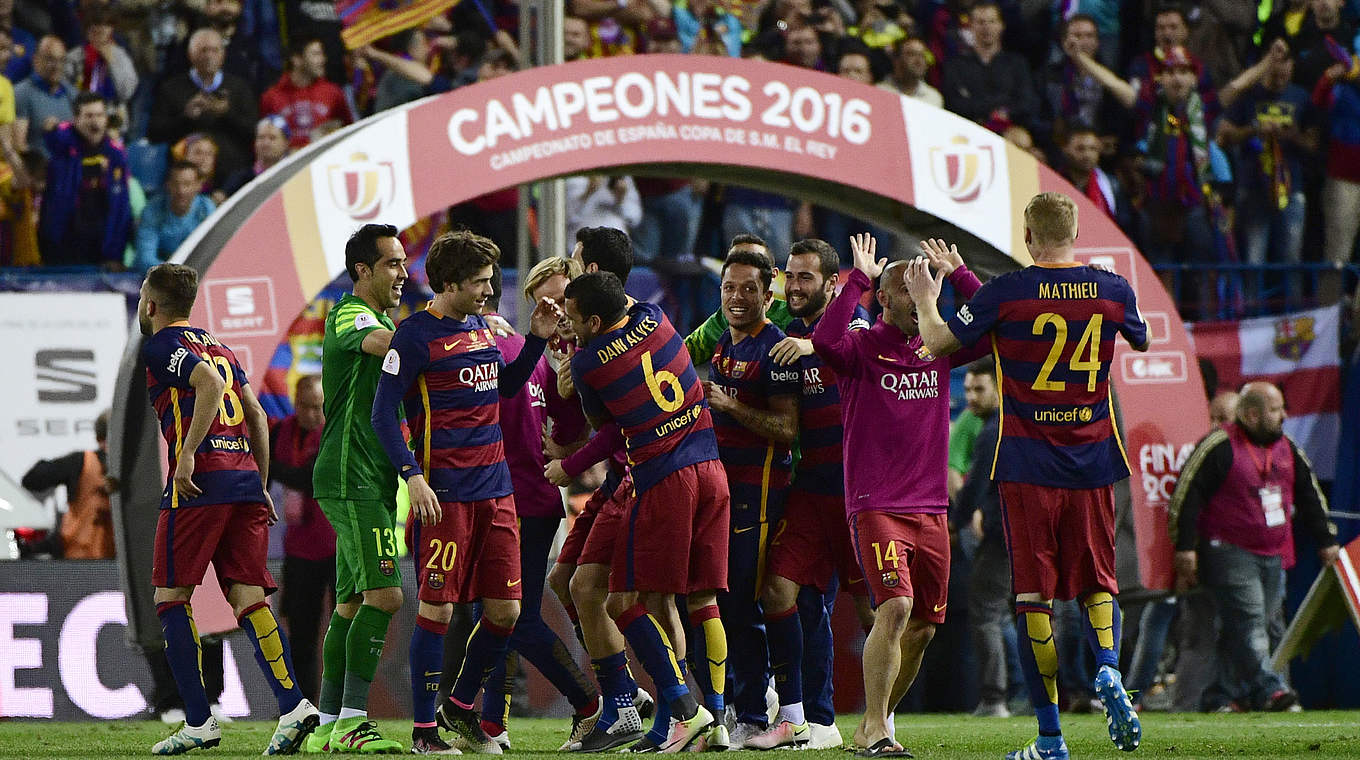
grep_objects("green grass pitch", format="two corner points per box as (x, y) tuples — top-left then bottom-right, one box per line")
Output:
(1, 713), (1358, 759)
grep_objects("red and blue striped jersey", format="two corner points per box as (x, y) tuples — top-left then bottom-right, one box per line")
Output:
(143, 324), (266, 510)
(710, 321), (802, 493)
(946, 263), (1149, 488)
(571, 301), (718, 494)
(786, 305), (871, 495)
(371, 308), (546, 501)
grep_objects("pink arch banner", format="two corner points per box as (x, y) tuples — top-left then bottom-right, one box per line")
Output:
(188, 55), (1205, 591)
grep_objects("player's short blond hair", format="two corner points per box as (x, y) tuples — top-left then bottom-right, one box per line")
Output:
(522, 256), (583, 303)
(1024, 192), (1079, 249)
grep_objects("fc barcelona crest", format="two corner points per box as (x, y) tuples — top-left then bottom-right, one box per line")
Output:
(1272, 316), (1315, 361)
(881, 571), (899, 588)
(379, 558), (396, 576)
(426, 571), (445, 590)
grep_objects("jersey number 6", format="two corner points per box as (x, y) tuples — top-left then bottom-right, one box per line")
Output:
(642, 350), (685, 413)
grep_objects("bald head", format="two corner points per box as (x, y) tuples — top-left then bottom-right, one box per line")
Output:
(877, 260), (918, 335)
(295, 375), (324, 431)
(1237, 381), (1285, 443)
(188, 28), (226, 77)
(1208, 391), (1239, 430)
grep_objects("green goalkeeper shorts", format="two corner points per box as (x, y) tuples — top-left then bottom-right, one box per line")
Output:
(319, 498), (402, 599)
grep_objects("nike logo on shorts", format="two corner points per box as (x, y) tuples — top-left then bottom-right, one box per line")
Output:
(933, 603), (947, 612)
(733, 526), (756, 534)
(507, 578), (522, 587)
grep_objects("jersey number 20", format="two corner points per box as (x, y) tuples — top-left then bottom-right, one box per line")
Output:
(1031, 313), (1103, 393)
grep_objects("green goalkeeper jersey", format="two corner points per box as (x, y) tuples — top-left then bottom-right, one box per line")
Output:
(684, 297), (793, 364)
(314, 293), (398, 501)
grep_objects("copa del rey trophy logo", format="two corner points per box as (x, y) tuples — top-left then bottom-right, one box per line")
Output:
(929, 136), (995, 204)
(327, 152), (396, 221)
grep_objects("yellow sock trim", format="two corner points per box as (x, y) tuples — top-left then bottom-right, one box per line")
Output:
(1024, 610), (1059, 706)
(246, 606), (297, 690)
(185, 603), (205, 690)
(701, 617), (727, 696)
(644, 614), (687, 683)
(1083, 592), (1116, 651)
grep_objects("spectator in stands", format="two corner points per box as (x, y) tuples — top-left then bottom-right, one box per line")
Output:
(1284, 0), (1355, 92)
(955, 361), (1011, 718)
(366, 29), (428, 112)
(845, 0), (914, 52)
(221, 114), (290, 196)
(171, 132), (226, 203)
(270, 375), (334, 703)
(1185, 0), (1257, 90)
(38, 92), (131, 268)
(148, 27), (257, 181)
(358, 29), (484, 100)
(565, 173), (642, 238)
(1076, 46), (1223, 269)
(278, 0), (347, 85)
(260, 37), (352, 150)
(674, 0), (743, 57)
(836, 44), (876, 83)
(784, 24), (826, 70)
(1126, 4), (1219, 114)
(0, 148), (43, 265)
(940, 2), (1036, 132)
(13, 35), (72, 157)
(20, 409), (116, 559)
(563, 15), (592, 61)
(1317, 50), (1360, 268)
(1218, 39), (1318, 267)
(569, 0), (659, 57)
(191, 0), (282, 94)
(877, 36), (943, 107)
(0, 25), (32, 191)
(62, 8), (137, 118)
(131, 160), (216, 272)
(1035, 14), (1121, 155)
(1168, 381), (1339, 712)
(1059, 124), (1132, 232)
(0, 0), (33, 83)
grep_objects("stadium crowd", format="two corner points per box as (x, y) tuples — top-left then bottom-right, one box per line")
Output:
(1, 0), (1359, 315)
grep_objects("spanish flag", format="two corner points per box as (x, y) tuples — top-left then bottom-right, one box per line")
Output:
(339, 0), (463, 49)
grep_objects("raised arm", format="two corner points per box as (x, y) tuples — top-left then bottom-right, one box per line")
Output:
(904, 258), (963, 356)
(1073, 51), (1137, 109)
(813, 233), (881, 373)
(499, 297), (561, 397)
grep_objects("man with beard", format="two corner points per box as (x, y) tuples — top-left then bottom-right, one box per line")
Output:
(307, 223), (409, 753)
(745, 238), (871, 750)
(702, 248), (801, 747)
(138, 263), (319, 755)
(1168, 381), (1339, 712)
(811, 234), (984, 758)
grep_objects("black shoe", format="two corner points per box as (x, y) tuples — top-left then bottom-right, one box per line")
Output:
(627, 735), (662, 753)
(1265, 688), (1299, 712)
(410, 727), (460, 755)
(633, 689), (656, 721)
(436, 701), (501, 754)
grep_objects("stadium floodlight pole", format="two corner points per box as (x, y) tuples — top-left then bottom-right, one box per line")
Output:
(517, 0), (566, 331)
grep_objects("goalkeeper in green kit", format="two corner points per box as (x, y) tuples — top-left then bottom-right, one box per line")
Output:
(306, 224), (410, 754)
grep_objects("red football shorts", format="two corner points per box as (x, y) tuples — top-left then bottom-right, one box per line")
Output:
(152, 502), (276, 593)
(612, 459), (730, 594)
(768, 489), (865, 596)
(558, 484), (609, 565)
(578, 476), (632, 567)
(998, 481), (1118, 601)
(848, 510), (950, 623)
(412, 495), (522, 603)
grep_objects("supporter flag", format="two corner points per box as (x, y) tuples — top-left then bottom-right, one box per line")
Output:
(1187, 304), (1342, 480)
(339, 0), (463, 49)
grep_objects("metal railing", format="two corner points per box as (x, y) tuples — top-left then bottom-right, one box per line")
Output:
(1150, 262), (1360, 320)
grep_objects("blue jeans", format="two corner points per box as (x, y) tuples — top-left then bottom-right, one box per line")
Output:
(1240, 191), (1306, 266)
(1199, 540), (1287, 709)
(1126, 596), (1178, 695)
(633, 186), (702, 264)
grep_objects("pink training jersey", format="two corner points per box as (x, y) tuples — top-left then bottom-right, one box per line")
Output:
(497, 330), (589, 518)
(811, 268), (985, 516)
